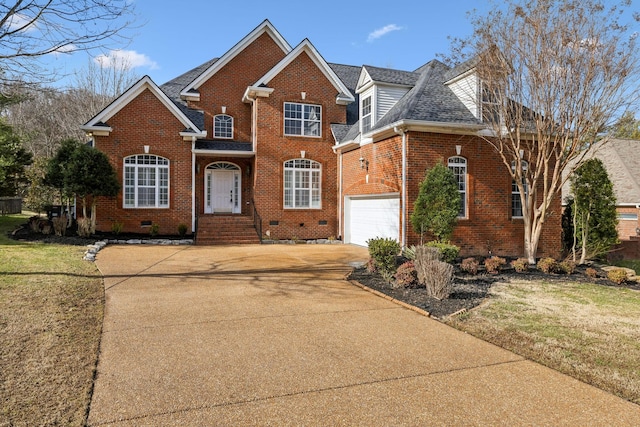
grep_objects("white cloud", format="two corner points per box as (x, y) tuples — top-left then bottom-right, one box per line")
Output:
(367, 24), (404, 43)
(6, 13), (37, 32)
(94, 49), (159, 70)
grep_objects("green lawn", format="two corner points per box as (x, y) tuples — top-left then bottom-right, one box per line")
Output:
(0, 213), (104, 426)
(448, 278), (640, 405)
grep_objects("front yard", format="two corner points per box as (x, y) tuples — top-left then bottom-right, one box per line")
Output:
(446, 278), (640, 405)
(0, 213), (104, 426)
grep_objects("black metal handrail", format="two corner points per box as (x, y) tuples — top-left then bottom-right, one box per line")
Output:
(251, 198), (262, 242)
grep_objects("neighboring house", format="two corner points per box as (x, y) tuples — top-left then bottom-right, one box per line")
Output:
(562, 138), (640, 241)
(82, 19), (561, 257)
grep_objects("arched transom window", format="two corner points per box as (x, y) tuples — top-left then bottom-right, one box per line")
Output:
(214, 114), (233, 139)
(123, 154), (169, 208)
(284, 159), (321, 209)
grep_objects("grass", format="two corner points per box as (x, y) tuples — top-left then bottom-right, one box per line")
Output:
(0, 213), (104, 426)
(448, 278), (640, 405)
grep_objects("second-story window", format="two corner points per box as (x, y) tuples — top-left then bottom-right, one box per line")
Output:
(361, 95), (372, 134)
(284, 102), (321, 137)
(214, 114), (233, 139)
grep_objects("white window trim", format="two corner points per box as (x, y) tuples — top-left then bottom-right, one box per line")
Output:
(123, 154), (170, 209)
(448, 156), (467, 219)
(361, 95), (372, 134)
(283, 159), (322, 209)
(284, 102), (322, 138)
(511, 160), (528, 219)
(214, 114), (234, 139)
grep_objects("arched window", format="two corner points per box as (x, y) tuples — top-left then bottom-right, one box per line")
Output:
(284, 159), (321, 209)
(214, 114), (233, 139)
(512, 160), (528, 218)
(448, 156), (467, 218)
(123, 154), (169, 208)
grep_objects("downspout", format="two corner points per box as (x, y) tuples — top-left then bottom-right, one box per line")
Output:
(394, 126), (407, 248)
(191, 136), (196, 233)
(333, 145), (343, 240)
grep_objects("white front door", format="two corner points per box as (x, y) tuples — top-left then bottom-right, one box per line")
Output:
(205, 163), (241, 214)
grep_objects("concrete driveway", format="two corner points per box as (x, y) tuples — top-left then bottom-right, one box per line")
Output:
(88, 244), (640, 426)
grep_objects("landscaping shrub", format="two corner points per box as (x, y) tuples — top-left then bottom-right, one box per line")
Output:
(393, 261), (417, 289)
(178, 223), (188, 237)
(585, 267), (598, 278)
(511, 257), (529, 273)
(52, 215), (67, 236)
(365, 258), (377, 274)
(484, 256), (506, 274)
(402, 245), (417, 260)
(557, 260), (577, 275)
(367, 237), (401, 278)
(461, 257), (479, 275)
(414, 244), (442, 262)
(77, 217), (91, 237)
(607, 268), (628, 285)
(417, 260), (454, 300)
(426, 241), (460, 263)
(538, 257), (558, 274)
(111, 220), (123, 235)
(149, 223), (160, 237)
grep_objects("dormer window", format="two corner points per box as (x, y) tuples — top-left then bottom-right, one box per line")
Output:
(361, 95), (372, 133)
(214, 114), (233, 139)
(481, 81), (502, 124)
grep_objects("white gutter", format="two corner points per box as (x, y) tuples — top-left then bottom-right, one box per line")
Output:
(394, 126), (407, 248)
(191, 137), (196, 233)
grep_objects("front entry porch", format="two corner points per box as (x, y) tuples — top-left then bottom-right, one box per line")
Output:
(204, 162), (242, 214)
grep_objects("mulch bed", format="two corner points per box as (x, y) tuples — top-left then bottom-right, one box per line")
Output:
(348, 264), (640, 319)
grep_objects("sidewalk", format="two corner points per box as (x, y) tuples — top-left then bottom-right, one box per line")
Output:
(88, 244), (640, 426)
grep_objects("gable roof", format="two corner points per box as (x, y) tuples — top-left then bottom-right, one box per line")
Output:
(179, 20), (291, 100)
(247, 39), (355, 105)
(357, 65), (420, 91)
(563, 138), (640, 205)
(82, 76), (206, 138)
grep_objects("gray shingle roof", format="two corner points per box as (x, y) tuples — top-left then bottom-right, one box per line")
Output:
(159, 58), (219, 131)
(563, 138), (640, 205)
(329, 63), (360, 125)
(371, 59), (480, 131)
(195, 140), (253, 152)
(363, 65), (420, 86)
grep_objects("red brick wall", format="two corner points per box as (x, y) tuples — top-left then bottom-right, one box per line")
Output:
(616, 206), (640, 240)
(341, 132), (562, 258)
(188, 33), (287, 143)
(253, 51), (346, 240)
(93, 87), (193, 235)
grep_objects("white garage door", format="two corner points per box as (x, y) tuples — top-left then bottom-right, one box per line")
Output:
(345, 195), (400, 247)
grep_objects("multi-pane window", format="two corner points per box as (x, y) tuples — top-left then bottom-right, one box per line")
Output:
(448, 156), (467, 218)
(284, 102), (321, 137)
(124, 155), (169, 208)
(214, 114), (233, 139)
(361, 95), (372, 133)
(284, 159), (321, 209)
(481, 81), (502, 124)
(512, 160), (528, 218)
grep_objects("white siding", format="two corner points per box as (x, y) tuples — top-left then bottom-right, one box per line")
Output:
(447, 73), (479, 119)
(376, 86), (410, 121)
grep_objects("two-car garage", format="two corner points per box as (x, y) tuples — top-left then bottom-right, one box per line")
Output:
(344, 194), (400, 247)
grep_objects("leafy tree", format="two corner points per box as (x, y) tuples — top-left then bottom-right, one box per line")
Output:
(411, 161), (461, 242)
(0, 120), (32, 196)
(448, 0), (640, 263)
(608, 111), (640, 140)
(46, 140), (119, 235)
(569, 158), (618, 263)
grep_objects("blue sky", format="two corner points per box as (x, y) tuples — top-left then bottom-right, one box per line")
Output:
(48, 0), (491, 87)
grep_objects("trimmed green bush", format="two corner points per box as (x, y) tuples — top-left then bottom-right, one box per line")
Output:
(178, 223), (188, 237)
(426, 241), (460, 263)
(367, 237), (401, 279)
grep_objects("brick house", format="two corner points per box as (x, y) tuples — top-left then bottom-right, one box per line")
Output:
(82, 19), (561, 257)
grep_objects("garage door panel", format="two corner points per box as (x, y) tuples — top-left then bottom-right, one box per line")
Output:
(347, 196), (399, 247)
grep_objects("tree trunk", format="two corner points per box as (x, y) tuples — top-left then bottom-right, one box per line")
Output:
(90, 199), (97, 235)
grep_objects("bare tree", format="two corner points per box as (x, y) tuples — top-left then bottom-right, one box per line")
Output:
(4, 59), (138, 157)
(0, 0), (137, 87)
(450, 0), (640, 263)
